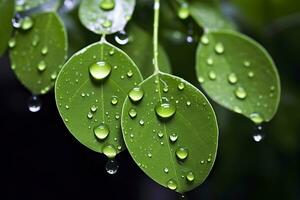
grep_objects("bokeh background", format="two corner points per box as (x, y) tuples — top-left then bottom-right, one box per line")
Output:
(2, 0), (300, 199)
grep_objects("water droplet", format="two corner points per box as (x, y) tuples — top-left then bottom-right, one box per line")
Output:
(87, 112), (93, 119)
(178, 3), (189, 19)
(186, 171), (195, 182)
(37, 61), (46, 72)
(8, 38), (16, 48)
(176, 147), (188, 160)
(111, 96), (118, 105)
(169, 133), (178, 142)
(228, 73), (238, 84)
(198, 76), (205, 83)
(105, 158), (119, 175)
(201, 36), (209, 45)
(207, 158), (212, 162)
(206, 57), (214, 66)
(167, 179), (177, 190)
(270, 86), (276, 91)
(244, 61), (251, 67)
(12, 13), (22, 28)
(89, 61), (111, 80)
(214, 43), (224, 54)
(102, 145), (117, 158)
(115, 30), (129, 45)
(28, 95), (41, 112)
(51, 72), (57, 80)
(250, 112), (264, 124)
(248, 71), (254, 78)
(21, 16), (34, 30)
(41, 46), (48, 55)
(155, 99), (176, 119)
(208, 71), (216, 80)
(32, 35), (39, 46)
(127, 70), (133, 78)
(128, 108), (137, 118)
(233, 106), (242, 113)
(235, 87), (247, 99)
(139, 119), (145, 126)
(157, 132), (164, 138)
(252, 125), (265, 142)
(102, 19), (112, 28)
(128, 87), (144, 102)
(147, 153), (152, 158)
(91, 105), (98, 112)
(164, 167), (169, 173)
(178, 82), (185, 90)
(100, 0), (115, 10)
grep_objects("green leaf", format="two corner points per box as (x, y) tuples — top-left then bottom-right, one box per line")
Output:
(55, 40), (143, 157)
(15, 0), (49, 12)
(121, 24), (172, 78)
(0, 0), (14, 56)
(79, 0), (135, 35)
(121, 72), (218, 193)
(189, 2), (236, 31)
(196, 30), (281, 124)
(9, 12), (68, 95)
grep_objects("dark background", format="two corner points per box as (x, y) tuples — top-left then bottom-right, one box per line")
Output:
(2, 0), (300, 199)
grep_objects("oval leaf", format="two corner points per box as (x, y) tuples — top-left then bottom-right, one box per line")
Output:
(196, 30), (281, 124)
(15, 0), (49, 12)
(79, 0), (135, 35)
(0, 0), (14, 56)
(189, 2), (236, 31)
(55, 41), (143, 156)
(9, 12), (68, 95)
(121, 24), (172, 78)
(121, 72), (218, 193)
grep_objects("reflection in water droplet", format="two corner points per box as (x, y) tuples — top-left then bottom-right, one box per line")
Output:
(155, 99), (176, 119)
(103, 145), (117, 158)
(115, 30), (129, 45)
(252, 125), (265, 142)
(214, 43), (224, 54)
(129, 87), (144, 102)
(235, 87), (247, 99)
(176, 147), (188, 160)
(100, 0), (115, 11)
(105, 158), (119, 175)
(228, 73), (238, 84)
(89, 61), (111, 80)
(167, 179), (177, 190)
(94, 123), (110, 140)
(250, 112), (264, 124)
(186, 171), (195, 182)
(28, 95), (41, 112)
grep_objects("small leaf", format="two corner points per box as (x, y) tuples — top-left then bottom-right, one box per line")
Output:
(189, 2), (236, 31)
(9, 12), (68, 95)
(0, 0), (14, 56)
(121, 24), (172, 78)
(15, 0), (49, 12)
(121, 72), (218, 193)
(79, 0), (135, 35)
(55, 41), (143, 157)
(196, 30), (281, 124)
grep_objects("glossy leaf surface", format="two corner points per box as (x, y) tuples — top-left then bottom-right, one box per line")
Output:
(0, 0), (14, 56)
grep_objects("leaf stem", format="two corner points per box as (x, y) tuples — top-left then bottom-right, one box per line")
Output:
(153, 0), (160, 74)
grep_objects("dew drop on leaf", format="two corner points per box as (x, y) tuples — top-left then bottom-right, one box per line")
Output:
(169, 133), (178, 142)
(103, 144), (117, 159)
(115, 30), (129, 45)
(128, 108), (137, 118)
(178, 82), (185, 90)
(8, 38), (16, 48)
(21, 16), (34, 30)
(111, 96), (118, 105)
(186, 171), (195, 182)
(41, 46), (48, 55)
(37, 61), (47, 72)
(128, 87), (144, 102)
(228, 73), (238, 84)
(178, 3), (189, 19)
(208, 71), (216, 80)
(164, 167), (169, 173)
(28, 95), (41, 112)
(167, 179), (177, 190)
(176, 147), (188, 160)
(248, 71), (255, 78)
(89, 61), (112, 80)
(201, 35), (209, 45)
(105, 158), (119, 175)
(155, 99), (176, 119)
(235, 86), (247, 99)
(100, 0), (115, 11)
(250, 112), (264, 124)
(12, 13), (22, 28)
(214, 42), (224, 54)
(94, 123), (110, 140)
(102, 19), (112, 28)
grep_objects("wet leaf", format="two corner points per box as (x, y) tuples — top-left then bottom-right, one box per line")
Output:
(196, 30), (281, 124)
(9, 12), (68, 95)
(0, 0), (14, 56)
(79, 0), (135, 35)
(189, 2), (236, 31)
(55, 40), (143, 157)
(121, 24), (172, 78)
(121, 72), (218, 193)
(15, 0), (49, 12)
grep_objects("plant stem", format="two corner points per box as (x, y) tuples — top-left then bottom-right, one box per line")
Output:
(153, 0), (160, 74)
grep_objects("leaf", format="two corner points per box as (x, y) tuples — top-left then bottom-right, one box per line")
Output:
(0, 0), (14, 56)
(189, 2), (236, 31)
(121, 72), (218, 193)
(9, 12), (68, 95)
(79, 0), (135, 35)
(121, 24), (172, 78)
(55, 40), (143, 157)
(15, 0), (49, 12)
(196, 30), (281, 124)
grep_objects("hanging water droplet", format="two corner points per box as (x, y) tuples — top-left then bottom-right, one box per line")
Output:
(169, 133), (178, 142)
(167, 179), (177, 190)
(235, 87), (247, 99)
(178, 82), (185, 91)
(128, 108), (137, 118)
(214, 42), (224, 54)
(176, 147), (188, 160)
(115, 30), (129, 45)
(111, 96), (118, 105)
(100, 0), (115, 10)
(89, 61), (111, 80)
(186, 171), (195, 182)
(250, 112), (264, 124)
(208, 71), (216, 80)
(21, 16), (34, 30)
(128, 87), (144, 102)
(94, 123), (109, 140)
(201, 35), (209, 45)
(37, 61), (47, 72)
(103, 145), (117, 158)
(12, 13), (22, 28)
(228, 73), (238, 84)
(252, 125), (265, 142)
(178, 3), (189, 19)
(105, 158), (119, 175)
(8, 38), (16, 48)
(41, 46), (48, 55)
(28, 95), (41, 112)
(155, 99), (176, 119)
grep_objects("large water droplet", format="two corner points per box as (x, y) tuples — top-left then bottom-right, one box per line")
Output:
(115, 30), (129, 45)
(169, 133), (178, 142)
(100, 0), (115, 10)
(155, 99), (176, 119)
(28, 95), (41, 112)
(178, 3), (189, 19)
(250, 112), (264, 124)
(103, 145), (117, 159)
(105, 158), (119, 175)
(89, 61), (111, 80)
(214, 42), (224, 54)
(252, 125), (265, 142)
(37, 61), (46, 72)
(176, 147), (188, 160)
(235, 87), (247, 99)
(228, 73), (238, 84)
(94, 123), (110, 140)
(186, 171), (195, 182)
(21, 16), (34, 30)
(128, 87), (144, 102)
(167, 179), (177, 190)
(201, 35), (209, 45)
